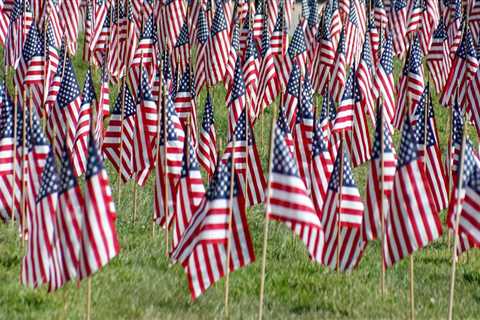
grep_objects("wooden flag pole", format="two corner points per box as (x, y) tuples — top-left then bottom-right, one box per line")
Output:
(86, 277), (92, 320)
(224, 130), (236, 318)
(163, 74), (170, 257)
(409, 254), (415, 320)
(379, 102), (386, 294)
(116, 5), (133, 200)
(258, 103), (278, 320)
(447, 106), (453, 250)
(10, 91), (18, 226)
(447, 116), (468, 320)
(336, 131), (345, 273)
(20, 90), (27, 248)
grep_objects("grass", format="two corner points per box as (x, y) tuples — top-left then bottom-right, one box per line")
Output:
(1, 39), (480, 319)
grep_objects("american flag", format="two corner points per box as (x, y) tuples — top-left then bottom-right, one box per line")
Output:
(329, 30), (346, 103)
(266, 0), (279, 34)
(208, 2), (229, 85)
(243, 30), (260, 117)
(456, 158), (480, 256)
(345, 73), (371, 168)
(238, 8), (250, 57)
(0, 0), (10, 47)
(305, 0), (319, 64)
(373, 33), (395, 127)
(406, 35), (425, 109)
(14, 23), (45, 115)
(160, 91), (185, 177)
(388, 0), (408, 56)
(50, 150), (83, 289)
(311, 12), (335, 95)
(171, 154), (254, 300)
(173, 20), (190, 74)
(0, 105), (26, 223)
(59, 0), (80, 55)
(393, 50), (410, 130)
(172, 138), (206, 250)
(95, 67), (110, 148)
(256, 17), (280, 118)
(293, 72), (315, 192)
(72, 69), (95, 177)
(89, 0), (108, 60)
(225, 21), (240, 85)
(103, 83), (136, 182)
(374, 0), (388, 31)
(83, 0), (93, 61)
(383, 116), (442, 267)
(253, 0), (264, 41)
(321, 144), (366, 271)
(267, 122), (324, 263)
(128, 14), (157, 99)
(333, 66), (356, 132)
(5, 0), (33, 67)
(175, 66), (197, 145)
(328, 0), (343, 48)
(188, 0), (204, 46)
(414, 87), (448, 213)
(466, 50), (480, 139)
(271, 1), (287, 56)
(26, 109), (51, 236)
(44, 21), (61, 107)
(447, 0), (462, 57)
(198, 92), (217, 178)
(310, 109), (334, 214)
(107, 3), (123, 80)
(47, 57), (82, 159)
(364, 107), (397, 242)
(222, 110), (266, 206)
(470, 1), (480, 44)
(427, 19), (451, 96)
(441, 29), (479, 107)
(344, 0), (360, 67)
(356, 34), (376, 125)
(0, 85), (15, 178)
(448, 102), (466, 183)
(406, 0), (423, 36)
(446, 136), (477, 252)
(21, 151), (58, 289)
(133, 69), (156, 177)
(122, 0), (139, 77)
(158, 0), (186, 51)
(194, 7), (209, 93)
(226, 57), (246, 138)
(79, 136), (120, 279)
(368, 14), (380, 64)
(279, 20), (307, 90)
(282, 61), (301, 131)
(90, 7), (111, 67)
(416, 0), (439, 54)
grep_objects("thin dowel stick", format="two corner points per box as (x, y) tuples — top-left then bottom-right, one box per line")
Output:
(447, 121), (468, 320)
(336, 133), (345, 273)
(20, 90), (27, 247)
(258, 103), (278, 320)
(10, 91), (18, 226)
(163, 78), (169, 257)
(410, 255), (415, 320)
(379, 104), (386, 294)
(116, 2), (133, 198)
(86, 277), (92, 320)
(224, 132), (236, 318)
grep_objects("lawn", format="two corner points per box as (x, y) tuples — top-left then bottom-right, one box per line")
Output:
(1, 37), (480, 320)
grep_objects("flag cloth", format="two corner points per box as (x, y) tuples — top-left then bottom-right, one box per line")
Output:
(321, 144), (365, 271)
(384, 116), (442, 267)
(171, 154), (254, 300)
(364, 107), (397, 242)
(79, 136), (120, 279)
(267, 118), (324, 263)
(21, 151), (58, 289)
(198, 92), (217, 178)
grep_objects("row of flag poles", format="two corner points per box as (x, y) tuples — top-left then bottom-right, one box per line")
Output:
(1, 0), (480, 318)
